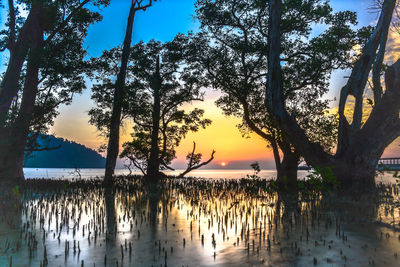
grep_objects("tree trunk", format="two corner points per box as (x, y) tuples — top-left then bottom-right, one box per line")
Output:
(276, 148), (299, 189)
(146, 57), (162, 183)
(333, 61), (400, 188)
(332, 158), (376, 189)
(241, 100), (299, 188)
(105, 187), (116, 244)
(270, 137), (299, 189)
(0, 3), (43, 184)
(266, 0), (399, 189)
(0, 6), (38, 126)
(104, 2), (137, 185)
(274, 135), (299, 189)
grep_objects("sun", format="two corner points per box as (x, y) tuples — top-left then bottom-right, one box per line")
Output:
(220, 162), (227, 167)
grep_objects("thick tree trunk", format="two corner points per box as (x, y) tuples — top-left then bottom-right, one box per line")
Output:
(9, 41), (42, 182)
(275, 135), (300, 189)
(333, 60), (400, 188)
(266, 0), (399, 189)
(270, 138), (299, 189)
(146, 57), (162, 183)
(104, 3), (137, 185)
(332, 158), (376, 189)
(276, 149), (299, 189)
(242, 99), (299, 188)
(0, 6), (38, 126)
(0, 4), (43, 184)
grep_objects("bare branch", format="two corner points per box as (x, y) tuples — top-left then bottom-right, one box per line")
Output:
(337, 0), (395, 153)
(372, 25), (390, 104)
(131, 158), (146, 175)
(134, 0), (154, 12)
(178, 142), (215, 177)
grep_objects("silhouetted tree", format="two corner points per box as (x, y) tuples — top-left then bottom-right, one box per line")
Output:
(103, 0), (155, 186)
(193, 0), (364, 188)
(90, 36), (211, 183)
(0, 0), (109, 124)
(0, 0), (109, 182)
(266, 0), (400, 188)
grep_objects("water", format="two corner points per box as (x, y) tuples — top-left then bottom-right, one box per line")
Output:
(23, 168), (312, 180)
(23, 167), (398, 183)
(1, 172), (399, 266)
(0, 178), (399, 266)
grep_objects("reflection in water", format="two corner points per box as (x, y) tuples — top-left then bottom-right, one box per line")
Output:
(105, 187), (116, 265)
(0, 178), (400, 266)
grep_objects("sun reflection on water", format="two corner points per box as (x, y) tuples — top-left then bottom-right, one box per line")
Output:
(1, 178), (400, 266)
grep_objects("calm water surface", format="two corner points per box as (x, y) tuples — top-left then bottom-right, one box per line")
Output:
(0, 171), (399, 266)
(23, 168), (397, 183)
(23, 168), (305, 180)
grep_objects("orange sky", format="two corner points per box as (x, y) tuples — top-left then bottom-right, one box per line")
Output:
(51, 83), (400, 169)
(51, 92), (276, 169)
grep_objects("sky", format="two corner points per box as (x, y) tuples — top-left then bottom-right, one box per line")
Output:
(2, 0), (400, 170)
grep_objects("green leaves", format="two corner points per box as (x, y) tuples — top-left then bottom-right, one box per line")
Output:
(306, 166), (340, 190)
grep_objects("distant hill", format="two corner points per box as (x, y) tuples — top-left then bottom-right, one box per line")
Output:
(24, 135), (106, 168)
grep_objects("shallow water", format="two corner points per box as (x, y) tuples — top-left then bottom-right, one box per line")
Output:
(23, 168), (313, 180)
(22, 168), (400, 183)
(1, 178), (400, 266)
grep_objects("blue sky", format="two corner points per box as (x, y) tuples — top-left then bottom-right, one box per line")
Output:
(85, 0), (199, 57)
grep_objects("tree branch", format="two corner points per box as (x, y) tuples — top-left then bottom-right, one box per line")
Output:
(372, 19), (390, 105)
(160, 159), (175, 171)
(337, 0), (395, 154)
(266, 0), (331, 167)
(178, 142), (215, 177)
(130, 157), (146, 175)
(45, 0), (91, 44)
(134, 0), (154, 11)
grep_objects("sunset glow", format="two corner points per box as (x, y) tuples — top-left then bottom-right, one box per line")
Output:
(220, 162), (227, 167)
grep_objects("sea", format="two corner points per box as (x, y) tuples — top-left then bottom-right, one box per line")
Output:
(23, 168), (398, 183)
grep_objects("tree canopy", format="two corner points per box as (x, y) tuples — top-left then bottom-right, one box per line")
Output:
(89, 35), (211, 176)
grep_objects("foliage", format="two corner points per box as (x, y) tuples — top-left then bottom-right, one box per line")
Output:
(0, 0), (109, 156)
(303, 166), (340, 190)
(89, 35), (211, 173)
(194, 0), (372, 157)
(264, 180), (279, 193)
(246, 162), (261, 179)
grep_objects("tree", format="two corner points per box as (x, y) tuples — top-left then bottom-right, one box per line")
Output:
(90, 36), (212, 183)
(0, 0), (109, 183)
(193, 0), (362, 188)
(0, 0), (108, 126)
(266, 0), (400, 188)
(178, 141), (215, 178)
(103, 0), (155, 186)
